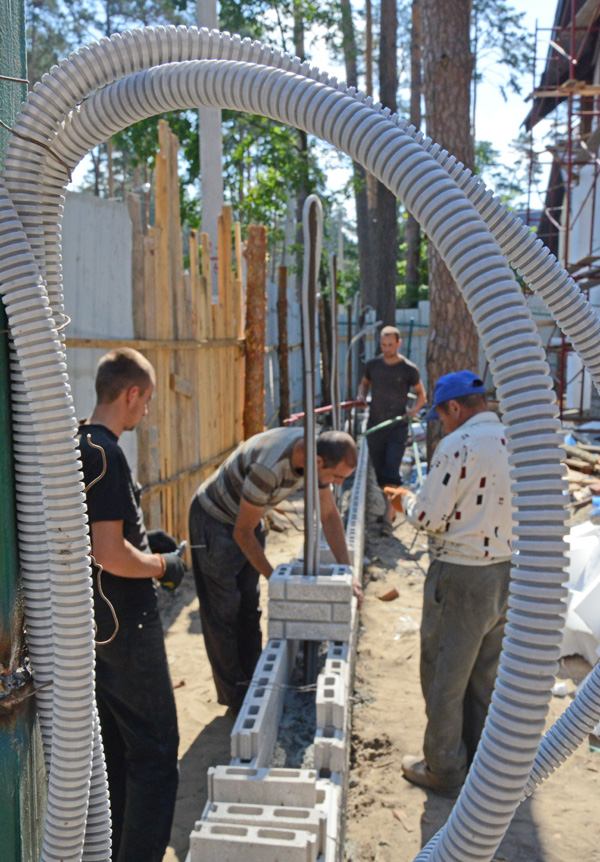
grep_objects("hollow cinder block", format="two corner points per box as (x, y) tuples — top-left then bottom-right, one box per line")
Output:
(268, 563), (354, 603)
(314, 727), (346, 773)
(284, 620), (352, 642)
(269, 600), (333, 622)
(316, 673), (346, 730)
(202, 801), (326, 854)
(331, 603), (351, 623)
(208, 765), (318, 808)
(231, 639), (290, 765)
(189, 821), (318, 862)
(316, 780), (342, 862)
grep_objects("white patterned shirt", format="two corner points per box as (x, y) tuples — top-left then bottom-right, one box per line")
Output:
(401, 412), (513, 565)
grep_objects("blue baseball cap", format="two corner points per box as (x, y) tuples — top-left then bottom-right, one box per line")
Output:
(426, 370), (486, 420)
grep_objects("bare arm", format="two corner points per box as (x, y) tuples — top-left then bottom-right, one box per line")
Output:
(408, 381), (427, 418)
(319, 485), (363, 606)
(357, 376), (371, 402)
(91, 520), (164, 579)
(233, 498), (273, 578)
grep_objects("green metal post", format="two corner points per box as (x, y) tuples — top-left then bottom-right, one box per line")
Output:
(1, 3), (46, 859)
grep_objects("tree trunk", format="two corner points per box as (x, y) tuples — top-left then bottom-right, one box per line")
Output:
(277, 265), (290, 426)
(405, 0), (422, 307)
(373, 0), (398, 326)
(339, 0), (376, 310)
(294, 2), (309, 300)
(421, 0), (478, 454)
(243, 225), (268, 438)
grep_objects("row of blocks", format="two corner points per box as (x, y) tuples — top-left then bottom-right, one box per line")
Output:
(190, 767), (340, 861)
(268, 563), (355, 642)
(345, 437), (369, 578)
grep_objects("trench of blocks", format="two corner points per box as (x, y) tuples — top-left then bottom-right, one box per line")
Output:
(188, 438), (368, 861)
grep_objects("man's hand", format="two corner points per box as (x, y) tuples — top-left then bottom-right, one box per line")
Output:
(147, 529), (178, 554)
(159, 553), (187, 591)
(352, 578), (363, 608)
(384, 485), (413, 513)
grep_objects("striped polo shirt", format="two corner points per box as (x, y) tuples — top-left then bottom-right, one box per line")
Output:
(196, 427), (305, 525)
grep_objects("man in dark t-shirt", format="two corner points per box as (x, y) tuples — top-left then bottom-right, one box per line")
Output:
(358, 325), (426, 532)
(77, 348), (186, 862)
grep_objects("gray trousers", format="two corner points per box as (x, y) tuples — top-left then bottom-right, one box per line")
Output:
(420, 557), (511, 784)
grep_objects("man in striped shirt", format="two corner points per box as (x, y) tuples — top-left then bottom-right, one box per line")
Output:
(385, 371), (513, 797)
(189, 427), (360, 710)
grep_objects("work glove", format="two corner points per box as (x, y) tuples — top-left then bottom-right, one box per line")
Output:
(147, 529), (178, 554)
(159, 553), (187, 591)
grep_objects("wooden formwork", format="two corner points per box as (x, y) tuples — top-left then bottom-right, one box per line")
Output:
(131, 120), (245, 545)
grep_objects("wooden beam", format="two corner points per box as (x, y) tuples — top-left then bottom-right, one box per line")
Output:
(65, 337), (245, 350)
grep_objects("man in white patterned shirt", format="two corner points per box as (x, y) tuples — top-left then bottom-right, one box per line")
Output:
(386, 370), (513, 796)
(189, 428), (361, 710)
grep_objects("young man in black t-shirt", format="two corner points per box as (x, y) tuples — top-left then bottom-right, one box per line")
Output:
(78, 348), (186, 862)
(358, 326), (426, 532)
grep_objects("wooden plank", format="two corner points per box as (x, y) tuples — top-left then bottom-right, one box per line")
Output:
(190, 229), (201, 341)
(64, 337), (244, 350)
(170, 372), (194, 398)
(201, 232), (213, 340)
(243, 224), (268, 438)
(234, 221), (245, 342)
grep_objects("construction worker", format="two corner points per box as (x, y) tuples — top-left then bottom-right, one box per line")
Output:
(78, 348), (186, 862)
(357, 325), (426, 533)
(189, 428), (362, 712)
(385, 370), (512, 796)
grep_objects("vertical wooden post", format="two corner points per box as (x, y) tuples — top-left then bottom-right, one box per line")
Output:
(346, 302), (353, 400)
(243, 225), (268, 439)
(277, 265), (290, 425)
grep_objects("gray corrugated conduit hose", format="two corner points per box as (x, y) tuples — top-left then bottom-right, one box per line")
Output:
(0, 25), (596, 861)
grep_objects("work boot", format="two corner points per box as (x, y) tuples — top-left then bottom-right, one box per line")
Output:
(401, 755), (463, 798)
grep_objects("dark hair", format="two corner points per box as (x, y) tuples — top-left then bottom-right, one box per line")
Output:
(380, 325), (401, 341)
(436, 393), (487, 414)
(95, 348), (155, 404)
(316, 431), (358, 468)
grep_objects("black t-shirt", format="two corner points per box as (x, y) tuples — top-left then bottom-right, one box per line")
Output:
(78, 423), (155, 638)
(364, 355), (420, 428)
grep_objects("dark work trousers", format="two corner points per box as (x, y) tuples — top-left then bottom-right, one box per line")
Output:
(366, 421), (409, 487)
(189, 496), (265, 709)
(420, 558), (511, 785)
(95, 605), (179, 862)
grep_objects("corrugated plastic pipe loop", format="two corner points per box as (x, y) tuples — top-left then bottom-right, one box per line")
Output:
(1, 52), (572, 862)
(1, 23), (597, 858)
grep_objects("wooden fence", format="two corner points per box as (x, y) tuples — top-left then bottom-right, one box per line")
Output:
(134, 120), (245, 544)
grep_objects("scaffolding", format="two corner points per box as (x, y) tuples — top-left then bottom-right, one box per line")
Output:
(524, 0), (600, 417)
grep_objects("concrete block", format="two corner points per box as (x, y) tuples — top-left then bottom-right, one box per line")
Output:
(314, 728), (346, 773)
(269, 600), (332, 622)
(208, 765), (318, 807)
(189, 821), (318, 862)
(316, 673), (346, 730)
(231, 639), (290, 765)
(316, 780), (342, 862)
(284, 620), (352, 642)
(203, 801), (326, 853)
(267, 619), (285, 639)
(269, 563), (354, 603)
(331, 603), (351, 623)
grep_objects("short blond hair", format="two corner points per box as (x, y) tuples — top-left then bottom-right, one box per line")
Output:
(380, 326), (401, 341)
(95, 348), (155, 404)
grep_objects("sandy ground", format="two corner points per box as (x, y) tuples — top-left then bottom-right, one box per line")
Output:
(159, 480), (600, 862)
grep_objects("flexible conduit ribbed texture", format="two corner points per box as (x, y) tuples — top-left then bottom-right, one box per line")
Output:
(0, 25), (594, 861)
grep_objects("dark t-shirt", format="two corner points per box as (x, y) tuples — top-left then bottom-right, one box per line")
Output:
(78, 423), (155, 638)
(364, 355), (420, 428)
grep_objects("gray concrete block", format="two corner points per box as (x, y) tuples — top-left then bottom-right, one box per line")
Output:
(208, 765), (318, 807)
(314, 728), (346, 773)
(189, 821), (318, 862)
(331, 603), (351, 623)
(284, 620), (352, 642)
(203, 801), (326, 853)
(316, 780), (342, 862)
(316, 673), (346, 730)
(269, 600), (332, 622)
(267, 619), (285, 639)
(231, 639), (290, 765)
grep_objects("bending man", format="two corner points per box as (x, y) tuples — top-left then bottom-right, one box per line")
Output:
(189, 428), (361, 711)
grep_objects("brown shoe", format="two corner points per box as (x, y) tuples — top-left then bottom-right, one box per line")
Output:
(401, 755), (462, 798)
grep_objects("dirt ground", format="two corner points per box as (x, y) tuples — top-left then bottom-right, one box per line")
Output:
(160, 481), (600, 862)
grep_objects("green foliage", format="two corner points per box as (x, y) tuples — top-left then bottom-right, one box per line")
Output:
(472, 0), (534, 99)
(475, 132), (540, 204)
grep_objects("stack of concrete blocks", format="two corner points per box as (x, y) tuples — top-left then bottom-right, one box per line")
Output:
(345, 437), (368, 576)
(267, 562), (355, 643)
(188, 433), (369, 862)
